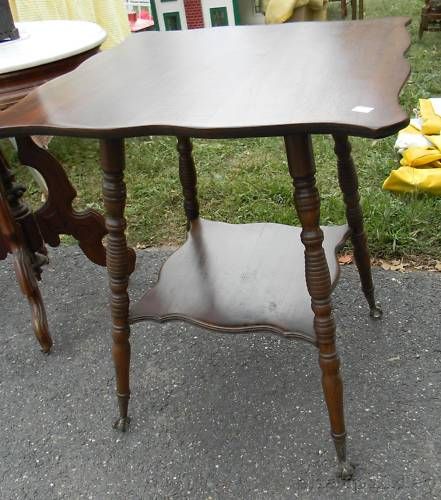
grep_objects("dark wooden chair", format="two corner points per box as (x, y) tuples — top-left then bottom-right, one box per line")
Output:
(419, 0), (441, 38)
(329, 0), (363, 19)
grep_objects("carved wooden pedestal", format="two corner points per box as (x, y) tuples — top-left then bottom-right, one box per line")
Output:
(0, 149), (52, 352)
(0, 139), (110, 351)
(0, 138), (136, 351)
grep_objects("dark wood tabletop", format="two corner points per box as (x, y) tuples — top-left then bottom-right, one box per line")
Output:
(0, 17), (410, 140)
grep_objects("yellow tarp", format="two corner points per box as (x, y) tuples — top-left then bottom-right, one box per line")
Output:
(263, 0), (327, 23)
(383, 98), (441, 194)
(400, 147), (441, 168)
(383, 167), (441, 195)
(420, 99), (441, 135)
(427, 134), (441, 151)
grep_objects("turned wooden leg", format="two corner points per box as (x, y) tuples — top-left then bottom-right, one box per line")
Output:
(177, 136), (199, 227)
(358, 0), (363, 19)
(332, 134), (382, 319)
(100, 138), (131, 432)
(0, 179), (52, 352)
(285, 134), (353, 480)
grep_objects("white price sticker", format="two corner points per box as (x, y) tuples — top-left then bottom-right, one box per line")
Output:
(352, 106), (374, 113)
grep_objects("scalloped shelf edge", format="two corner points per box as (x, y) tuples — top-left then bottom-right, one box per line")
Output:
(129, 219), (350, 342)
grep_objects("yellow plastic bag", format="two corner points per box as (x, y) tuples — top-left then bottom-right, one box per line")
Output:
(400, 147), (441, 167)
(427, 135), (441, 150)
(420, 99), (441, 135)
(383, 166), (441, 195)
(384, 99), (441, 194)
(264, 0), (326, 23)
(265, 0), (308, 23)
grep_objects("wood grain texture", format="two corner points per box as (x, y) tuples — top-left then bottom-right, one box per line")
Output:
(129, 218), (349, 341)
(0, 18), (410, 140)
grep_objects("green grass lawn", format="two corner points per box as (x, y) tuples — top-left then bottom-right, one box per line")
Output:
(3, 0), (441, 257)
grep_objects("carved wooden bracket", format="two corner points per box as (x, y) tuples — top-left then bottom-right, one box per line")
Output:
(14, 136), (135, 274)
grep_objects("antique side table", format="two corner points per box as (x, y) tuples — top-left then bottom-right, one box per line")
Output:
(0, 19), (410, 478)
(0, 20), (111, 352)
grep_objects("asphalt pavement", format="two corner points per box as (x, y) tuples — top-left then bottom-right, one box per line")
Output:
(0, 246), (440, 499)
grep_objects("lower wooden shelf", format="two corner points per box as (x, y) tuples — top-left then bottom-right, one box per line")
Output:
(129, 218), (349, 344)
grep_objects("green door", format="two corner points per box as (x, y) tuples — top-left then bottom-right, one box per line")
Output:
(163, 11), (181, 30)
(210, 7), (228, 26)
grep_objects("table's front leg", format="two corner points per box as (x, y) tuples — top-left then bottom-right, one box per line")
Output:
(285, 134), (354, 480)
(100, 138), (131, 432)
(333, 133), (382, 319)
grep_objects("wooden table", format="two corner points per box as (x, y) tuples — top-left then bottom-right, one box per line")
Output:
(419, 0), (441, 38)
(0, 20), (109, 352)
(0, 18), (410, 479)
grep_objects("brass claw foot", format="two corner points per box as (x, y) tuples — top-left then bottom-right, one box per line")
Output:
(338, 461), (355, 480)
(369, 304), (383, 319)
(113, 416), (131, 432)
(333, 433), (353, 480)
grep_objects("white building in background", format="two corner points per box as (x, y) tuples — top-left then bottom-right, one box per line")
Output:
(126, 0), (264, 31)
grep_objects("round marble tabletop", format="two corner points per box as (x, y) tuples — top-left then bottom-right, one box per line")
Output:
(0, 20), (106, 75)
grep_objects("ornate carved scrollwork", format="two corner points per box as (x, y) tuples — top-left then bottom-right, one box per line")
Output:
(0, 148), (47, 278)
(0, 173), (52, 352)
(15, 136), (136, 274)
